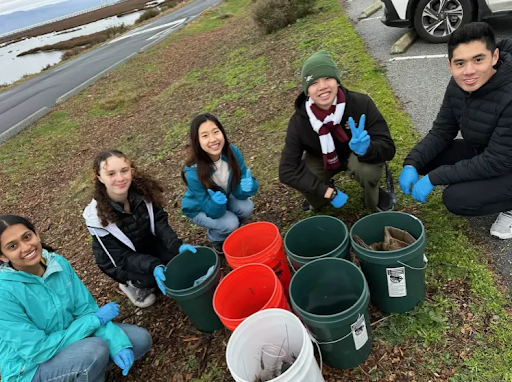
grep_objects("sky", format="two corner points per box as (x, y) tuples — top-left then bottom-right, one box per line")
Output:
(0, 0), (70, 16)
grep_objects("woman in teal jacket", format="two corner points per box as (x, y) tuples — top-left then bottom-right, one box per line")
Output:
(181, 113), (258, 254)
(0, 215), (151, 382)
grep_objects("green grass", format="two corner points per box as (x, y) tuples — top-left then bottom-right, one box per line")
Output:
(0, 111), (80, 179)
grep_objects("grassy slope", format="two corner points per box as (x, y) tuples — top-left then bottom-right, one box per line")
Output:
(1, 0), (512, 380)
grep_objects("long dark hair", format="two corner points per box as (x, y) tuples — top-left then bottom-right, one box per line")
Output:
(181, 113), (241, 191)
(0, 215), (55, 255)
(93, 150), (164, 226)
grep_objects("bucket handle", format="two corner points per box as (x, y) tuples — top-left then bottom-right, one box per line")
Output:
(286, 255), (298, 273)
(397, 260), (427, 271)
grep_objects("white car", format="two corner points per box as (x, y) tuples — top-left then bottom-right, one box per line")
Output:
(382, 0), (512, 42)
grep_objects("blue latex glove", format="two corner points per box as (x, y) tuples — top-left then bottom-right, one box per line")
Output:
(241, 169), (254, 193)
(330, 190), (349, 208)
(113, 348), (134, 376)
(95, 302), (119, 325)
(179, 244), (197, 254)
(154, 265), (166, 295)
(398, 166), (419, 195)
(412, 175), (435, 203)
(348, 115), (370, 156)
(193, 265), (215, 287)
(207, 189), (228, 205)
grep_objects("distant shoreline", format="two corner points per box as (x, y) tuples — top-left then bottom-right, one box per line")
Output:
(0, 0), (154, 44)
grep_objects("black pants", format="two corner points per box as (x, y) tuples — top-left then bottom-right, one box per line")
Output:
(418, 139), (512, 216)
(133, 241), (176, 289)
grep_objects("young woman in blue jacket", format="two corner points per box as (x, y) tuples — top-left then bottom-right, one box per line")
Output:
(0, 215), (151, 382)
(181, 113), (259, 254)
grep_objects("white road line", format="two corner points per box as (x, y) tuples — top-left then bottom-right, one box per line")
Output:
(360, 16), (381, 21)
(388, 54), (448, 62)
(108, 18), (187, 44)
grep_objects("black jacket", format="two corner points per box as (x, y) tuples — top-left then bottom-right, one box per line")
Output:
(404, 39), (512, 185)
(83, 192), (182, 285)
(279, 86), (395, 197)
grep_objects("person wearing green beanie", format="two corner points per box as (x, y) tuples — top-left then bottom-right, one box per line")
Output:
(279, 50), (396, 212)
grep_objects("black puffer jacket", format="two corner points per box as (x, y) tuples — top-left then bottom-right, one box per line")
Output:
(279, 86), (395, 197)
(404, 39), (512, 185)
(84, 192), (182, 286)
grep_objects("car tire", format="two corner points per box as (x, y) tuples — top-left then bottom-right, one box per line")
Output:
(414, 0), (474, 43)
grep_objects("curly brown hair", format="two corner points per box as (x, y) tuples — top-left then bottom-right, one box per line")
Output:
(93, 150), (164, 226)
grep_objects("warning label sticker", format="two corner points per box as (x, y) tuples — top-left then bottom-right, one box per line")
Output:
(386, 266), (407, 298)
(351, 315), (368, 351)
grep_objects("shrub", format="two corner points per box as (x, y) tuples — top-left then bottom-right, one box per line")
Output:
(252, 0), (316, 34)
(136, 8), (160, 24)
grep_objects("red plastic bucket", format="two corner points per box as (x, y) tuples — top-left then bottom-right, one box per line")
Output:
(213, 263), (290, 331)
(223, 222), (292, 296)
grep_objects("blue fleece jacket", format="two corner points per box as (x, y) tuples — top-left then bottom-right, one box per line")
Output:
(181, 145), (258, 219)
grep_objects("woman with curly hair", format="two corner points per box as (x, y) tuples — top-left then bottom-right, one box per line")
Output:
(83, 150), (196, 308)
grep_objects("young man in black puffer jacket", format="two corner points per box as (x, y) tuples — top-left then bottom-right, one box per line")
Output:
(398, 22), (512, 239)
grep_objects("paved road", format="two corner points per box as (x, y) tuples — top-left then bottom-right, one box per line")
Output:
(0, 0), (220, 133)
(343, 0), (512, 290)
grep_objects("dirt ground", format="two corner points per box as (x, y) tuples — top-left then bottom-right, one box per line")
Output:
(0, 0), (157, 44)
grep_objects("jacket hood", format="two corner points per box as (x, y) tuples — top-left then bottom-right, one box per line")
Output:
(294, 91), (308, 118)
(83, 199), (103, 229)
(0, 249), (58, 282)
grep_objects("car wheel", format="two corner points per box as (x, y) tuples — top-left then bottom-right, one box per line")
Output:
(414, 0), (474, 43)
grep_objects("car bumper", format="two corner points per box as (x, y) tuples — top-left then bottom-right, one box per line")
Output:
(380, 0), (412, 27)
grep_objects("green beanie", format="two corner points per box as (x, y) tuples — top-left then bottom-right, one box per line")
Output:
(301, 50), (342, 94)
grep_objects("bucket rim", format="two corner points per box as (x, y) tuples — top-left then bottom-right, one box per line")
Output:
(164, 246), (219, 295)
(349, 211), (425, 257)
(289, 258), (369, 321)
(284, 215), (349, 261)
(224, 222), (281, 262)
(213, 262), (281, 324)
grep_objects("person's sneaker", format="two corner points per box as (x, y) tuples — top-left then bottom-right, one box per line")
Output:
(376, 188), (395, 212)
(490, 211), (512, 239)
(119, 281), (156, 308)
(302, 200), (314, 212)
(212, 241), (224, 255)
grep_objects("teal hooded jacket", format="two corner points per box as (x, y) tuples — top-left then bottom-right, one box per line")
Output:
(181, 144), (259, 219)
(0, 250), (132, 382)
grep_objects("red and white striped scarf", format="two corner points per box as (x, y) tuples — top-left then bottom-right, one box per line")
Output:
(305, 87), (348, 170)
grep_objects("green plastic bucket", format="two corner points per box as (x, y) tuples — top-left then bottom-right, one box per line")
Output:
(350, 211), (427, 313)
(284, 215), (350, 270)
(289, 258), (373, 369)
(163, 246), (223, 333)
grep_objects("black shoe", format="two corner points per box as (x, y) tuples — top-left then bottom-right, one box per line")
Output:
(302, 200), (314, 212)
(377, 188), (394, 212)
(212, 242), (224, 255)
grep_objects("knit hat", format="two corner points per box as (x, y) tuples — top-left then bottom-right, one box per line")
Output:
(301, 50), (342, 94)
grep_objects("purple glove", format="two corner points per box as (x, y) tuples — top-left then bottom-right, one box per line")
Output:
(113, 348), (134, 376)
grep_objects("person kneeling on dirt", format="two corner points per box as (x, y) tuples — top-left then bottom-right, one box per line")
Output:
(279, 50), (396, 212)
(83, 149), (196, 308)
(0, 215), (152, 381)
(398, 22), (512, 239)
(181, 113), (258, 255)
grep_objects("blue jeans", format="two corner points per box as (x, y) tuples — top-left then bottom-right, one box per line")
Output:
(32, 324), (151, 382)
(192, 194), (254, 242)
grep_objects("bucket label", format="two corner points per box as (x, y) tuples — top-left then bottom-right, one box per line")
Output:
(386, 266), (407, 297)
(351, 314), (368, 351)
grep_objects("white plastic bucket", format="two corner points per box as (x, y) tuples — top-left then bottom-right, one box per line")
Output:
(226, 308), (325, 382)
